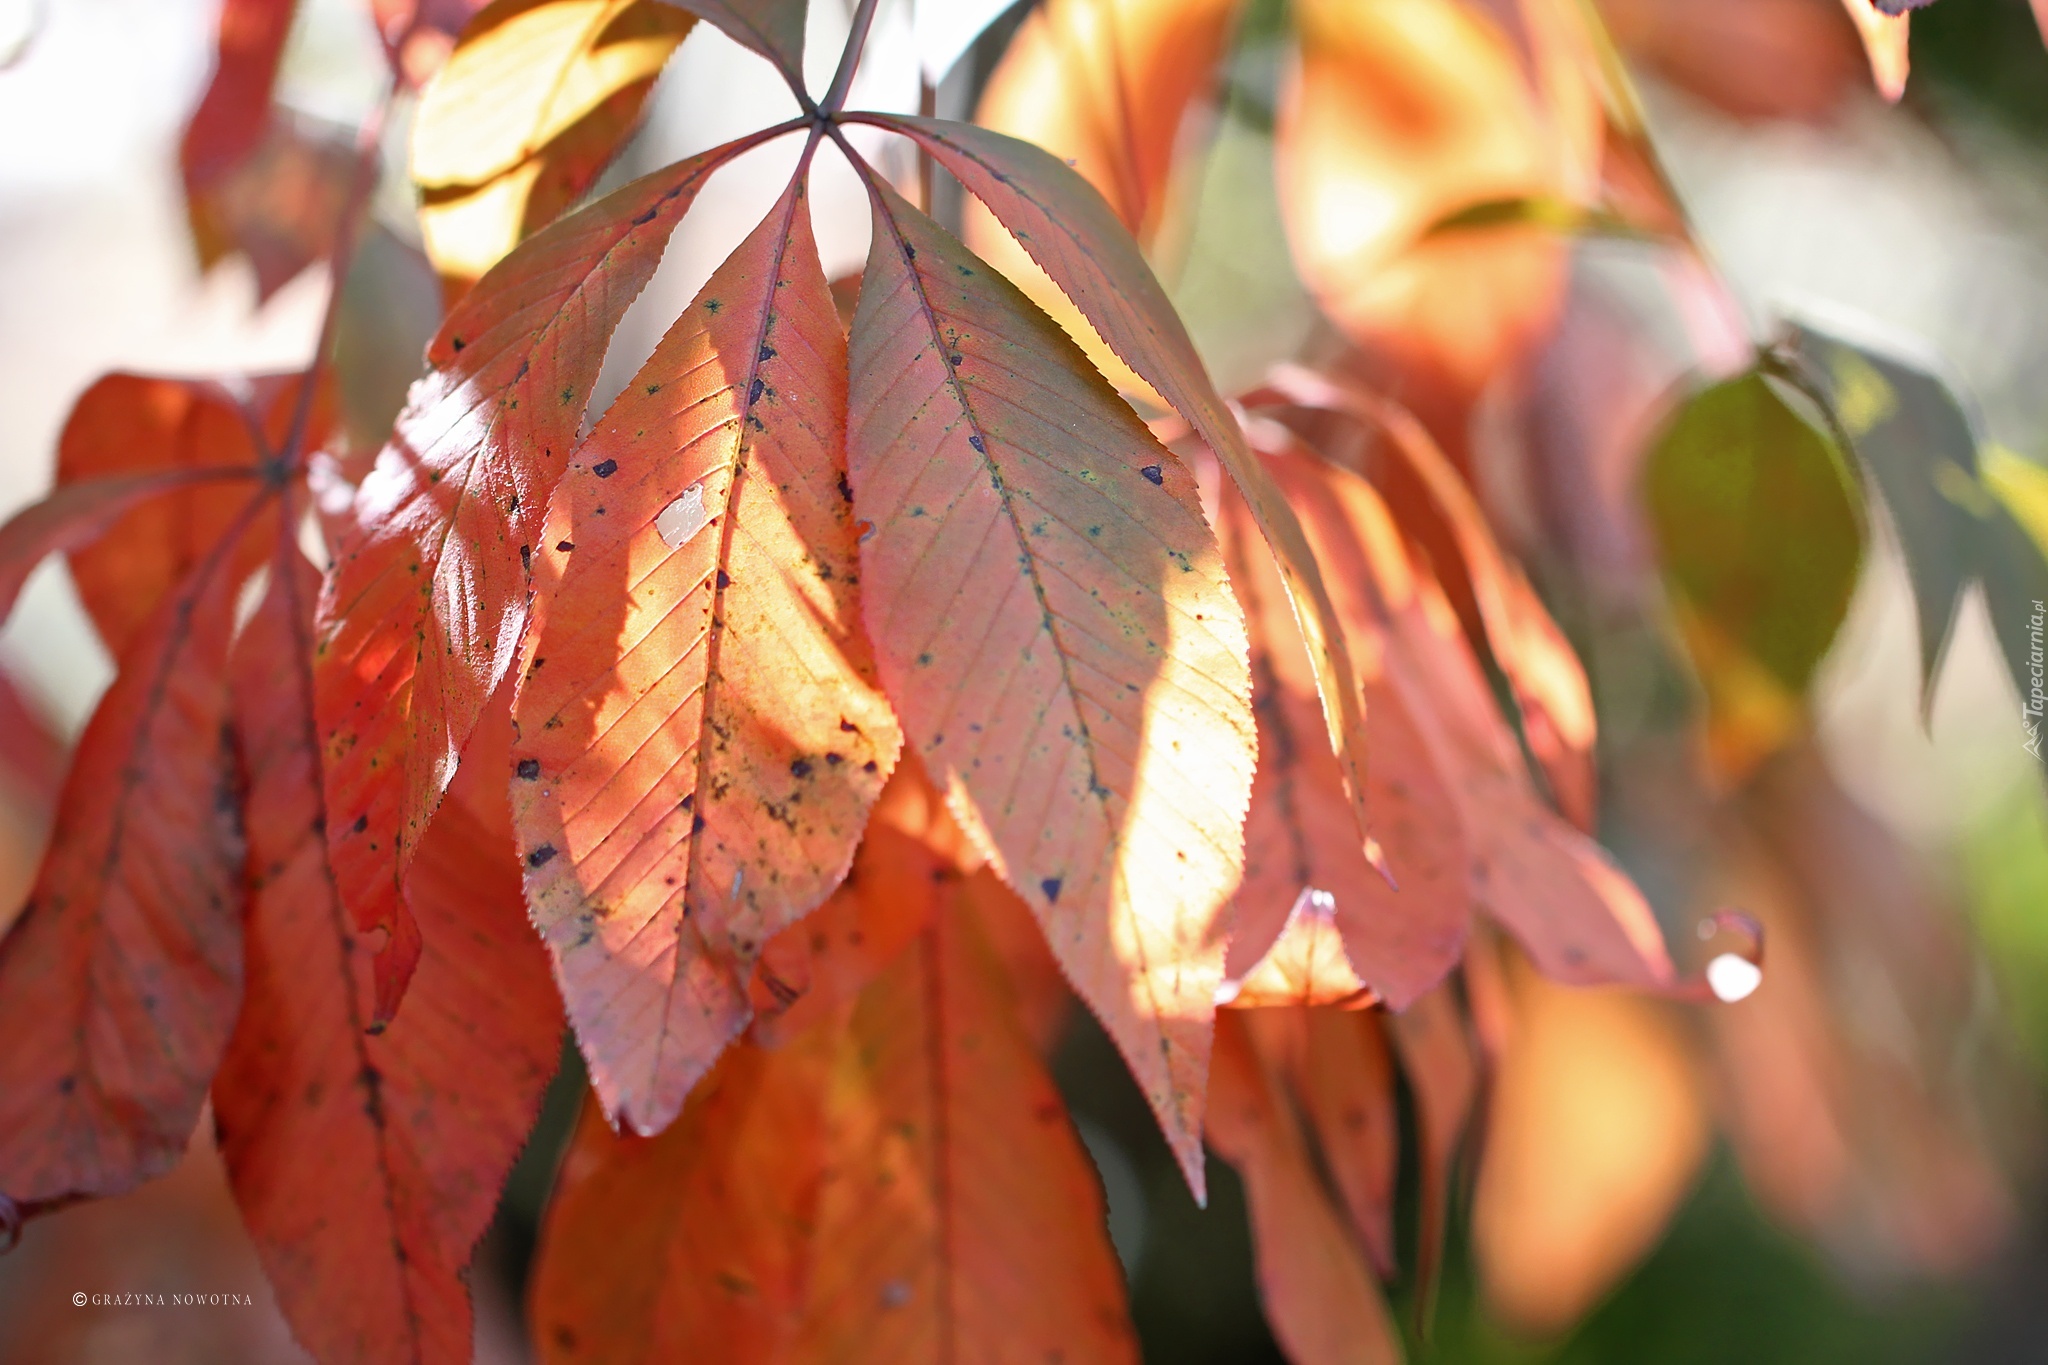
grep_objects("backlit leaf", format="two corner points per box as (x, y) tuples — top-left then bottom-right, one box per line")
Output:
(413, 0), (697, 282)
(1644, 370), (1865, 781)
(513, 176), (899, 1135)
(315, 131), (783, 1020)
(875, 116), (1377, 944)
(214, 556), (563, 1365)
(0, 528), (253, 1215)
(847, 177), (1253, 1196)
(530, 874), (1137, 1364)
(1840, 0), (1910, 101)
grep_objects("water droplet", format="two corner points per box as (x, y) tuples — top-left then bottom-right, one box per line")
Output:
(656, 481), (711, 549)
(1706, 952), (1762, 1003)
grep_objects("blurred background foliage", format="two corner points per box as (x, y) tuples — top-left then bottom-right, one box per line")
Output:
(2, 0), (2048, 1360)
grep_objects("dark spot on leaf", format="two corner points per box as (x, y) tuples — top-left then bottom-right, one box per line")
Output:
(592, 458), (618, 478)
(862, 760), (878, 773)
(1041, 877), (1062, 903)
(632, 206), (659, 225)
(520, 544), (531, 571)
(691, 813), (707, 834)
(352, 814), (368, 834)
(450, 336), (465, 351)
(790, 758), (812, 778)
(717, 569), (732, 589)
(749, 377), (765, 405)
(1141, 464), (1163, 486)
(517, 758), (541, 780)
(968, 434), (985, 453)
(837, 473), (853, 502)
(758, 345), (776, 362)
(556, 539), (575, 552)
(644, 382), (662, 396)
(825, 752), (843, 766)
(528, 845), (557, 868)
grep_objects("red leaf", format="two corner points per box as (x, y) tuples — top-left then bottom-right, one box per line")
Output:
(0, 521), (256, 1215)
(867, 115), (1378, 891)
(513, 176), (899, 1134)
(180, 0), (297, 193)
(847, 177), (1254, 1198)
(55, 372), (325, 656)
(213, 553), (562, 1365)
(0, 468), (254, 629)
(1208, 1010), (1404, 1365)
(315, 130), (787, 1020)
(530, 880), (1138, 1364)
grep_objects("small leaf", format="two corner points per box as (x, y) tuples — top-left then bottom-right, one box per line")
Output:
(848, 178), (1255, 1197)
(214, 556), (563, 1365)
(1839, 0), (1911, 101)
(1785, 317), (1981, 712)
(1207, 1010), (1405, 1365)
(413, 0), (697, 281)
(1644, 370), (1865, 781)
(0, 532), (252, 1216)
(1219, 889), (1372, 1010)
(514, 178), (898, 1135)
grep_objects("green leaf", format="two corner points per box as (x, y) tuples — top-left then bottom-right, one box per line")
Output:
(1784, 318), (1982, 713)
(1644, 370), (1865, 779)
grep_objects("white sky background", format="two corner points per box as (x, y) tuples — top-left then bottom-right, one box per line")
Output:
(0, 0), (2043, 842)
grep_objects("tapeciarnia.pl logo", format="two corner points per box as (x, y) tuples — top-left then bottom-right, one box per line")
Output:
(2025, 599), (2045, 762)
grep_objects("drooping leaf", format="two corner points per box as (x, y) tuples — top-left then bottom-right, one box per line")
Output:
(213, 555), (563, 1365)
(514, 176), (899, 1135)
(847, 176), (1254, 1196)
(530, 874), (1138, 1364)
(315, 130), (786, 1020)
(1217, 441), (1467, 1009)
(873, 115), (1376, 950)
(1644, 370), (1865, 781)
(1208, 1009), (1405, 1365)
(180, 0), (296, 197)
(55, 372), (327, 656)
(1295, 1007), (1400, 1277)
(413, 0), (697, 282)
(0, 468), (255, 628)
(1785, 318), (1981, 712)
(0, 530), (253, 1216)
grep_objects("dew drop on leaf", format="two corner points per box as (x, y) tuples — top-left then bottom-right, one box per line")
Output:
(1705, 952), (1762, 1003)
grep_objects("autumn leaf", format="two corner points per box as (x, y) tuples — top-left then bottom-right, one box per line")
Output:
(0, 517), (255, 1216)
(846, 173), (1253, 1196)
(530, 867), (1137, 1364)
(874, 116), (1382, 946)
(1840, 0), (1912, 101)
(412, 0), (698, 282)
(1219, 890), (1373, 1010)
(514, 172), (900, 1136)
(314, 127), (794, 1020)
(55, 372), (328, 656)
(213, 556), (563, 1365)
(1215, 439), (1467, 1010)
(1208, 1009), (1404, 1365)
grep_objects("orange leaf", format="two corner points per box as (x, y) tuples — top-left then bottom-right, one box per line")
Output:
(1208, 1010), (1404, 1365)
(872, 119), (1379, 916)
(1220, 891), (1372, 1010)
(0, 521), (256, 1216)
(0, 468), (255, 629)
(1216, 443), (1468, 1008)
(512, 175), (899, 1135)
(213, 554), (564, 1364)
(530, 882), (1137, 1363)
(1296, 1008), (1400, 1277)
(314, 130), (785, 1020)
(1277, 0), (1599, 407)
(847, 176), (1254, 1197)
(55, 372), (326, 657)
